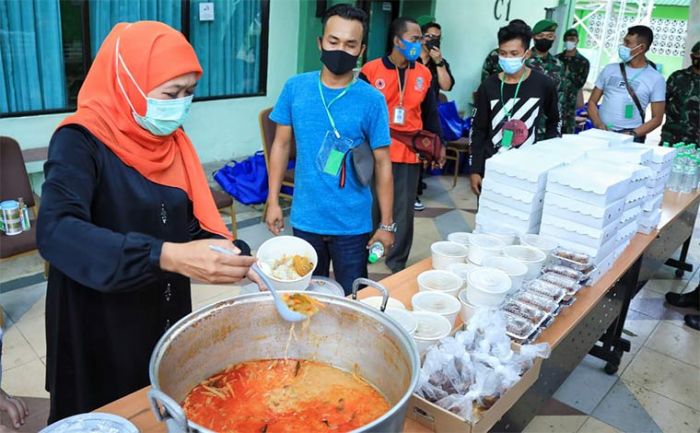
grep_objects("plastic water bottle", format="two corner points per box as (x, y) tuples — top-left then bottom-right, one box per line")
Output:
(368, 242), (385, 264)
(668, 153), (686, 192)
(680, 156), (698, 193)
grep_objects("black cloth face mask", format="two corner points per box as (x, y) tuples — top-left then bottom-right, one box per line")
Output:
(534, 38), (554, 52)
(425, 39), (441, 50)
(320, 49), (359, 75)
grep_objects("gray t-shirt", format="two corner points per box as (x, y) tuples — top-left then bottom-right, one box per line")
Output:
(595, 62), (666, 130)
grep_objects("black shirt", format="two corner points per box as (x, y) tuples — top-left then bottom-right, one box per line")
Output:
(418, 56), (456, 93)
(470, 69), (561, 176)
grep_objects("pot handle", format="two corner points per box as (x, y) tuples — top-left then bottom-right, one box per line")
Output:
(351, 278), (390, 312)
(148, 388), (191, 433)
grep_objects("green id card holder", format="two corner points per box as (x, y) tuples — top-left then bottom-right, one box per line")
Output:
(502, 129), (514, 149)
(625, 103), (635, 119)
(317, 130), (353, 177)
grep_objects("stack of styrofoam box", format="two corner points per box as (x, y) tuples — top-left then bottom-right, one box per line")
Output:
(540, 159), (635, 284)
(577, 129), (636, 147)
(531, 135), (611, 158)
(637, 146), (676, 233)
(476, 148), (567, 234)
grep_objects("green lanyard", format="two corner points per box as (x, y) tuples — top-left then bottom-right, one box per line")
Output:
(500, 70), (526, 121)
(318, 73), (354, 138)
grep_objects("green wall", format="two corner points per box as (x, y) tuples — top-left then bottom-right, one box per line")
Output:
(400, 0), (435, 20)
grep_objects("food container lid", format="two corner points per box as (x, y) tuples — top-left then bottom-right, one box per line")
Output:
(520, 234), (559, 251)
(446, 232), (472, 246)
(431, 241), (468, 257)
(467, 268), (512, 294)
(384, 307), (418, 335)
(470, 234), (506, 250)
(481, 256), (528, 277)
(448, 263), (480, 281)
(306, 277), (344, 297)
(503, 245), (546, 263)
(361, 296), (406, 310)
(412, 312), (452, 340)
(0, 200), (18, 210)
(412, 291), (461, 315)
(40, 413), (139, 433)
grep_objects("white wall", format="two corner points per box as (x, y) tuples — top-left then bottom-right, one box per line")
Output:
(435, 0), (560, 113)
(0, 0), (300, 164)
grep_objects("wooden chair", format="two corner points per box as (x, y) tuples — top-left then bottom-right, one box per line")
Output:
(210, 188), (237, 239)
(438, 94), (471, 188)
(259, 107), (296, 221)
(0, 136), (40, 260)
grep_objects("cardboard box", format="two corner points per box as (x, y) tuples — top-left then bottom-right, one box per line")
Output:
(484, 149), (565, 193)
(542, 193), (624, 229)
(578, 129), (635, 147)
(407, 358), (542, 433)
(546, 161), (631, 207)
(481, 178), (545, 215)
(541, 214), (619, 250)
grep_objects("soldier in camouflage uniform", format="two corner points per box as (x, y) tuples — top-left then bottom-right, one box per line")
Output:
(525, 19), (564, 135)
(480, 19), (529, 82)
(556, 28), (590, 134)
(661, 41), (700, 145)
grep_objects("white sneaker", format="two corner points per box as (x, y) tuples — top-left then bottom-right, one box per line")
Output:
(414, 199), (425, 211)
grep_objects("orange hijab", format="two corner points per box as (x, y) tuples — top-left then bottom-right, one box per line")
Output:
(59, 21), (232, 240)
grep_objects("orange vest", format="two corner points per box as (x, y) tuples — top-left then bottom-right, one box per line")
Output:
(361, 57), (433, 164)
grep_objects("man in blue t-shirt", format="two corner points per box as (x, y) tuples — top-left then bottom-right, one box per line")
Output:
(266, 4), (394, 295)
(588, 25), (666, 143)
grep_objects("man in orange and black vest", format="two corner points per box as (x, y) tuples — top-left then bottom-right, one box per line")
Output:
(360, 17), (444, 273)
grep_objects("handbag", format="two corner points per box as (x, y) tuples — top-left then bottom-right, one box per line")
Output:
(214, 151), (269, 205)
(351, 141), (374, 186)
(390, 129), (444, 163)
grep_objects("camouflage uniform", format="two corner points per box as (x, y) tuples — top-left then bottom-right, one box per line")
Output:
(661, 66), (700, 145)
(555, 51), (590, 134)
(526, 53), (564, 136)
(481, 48), (500, 82)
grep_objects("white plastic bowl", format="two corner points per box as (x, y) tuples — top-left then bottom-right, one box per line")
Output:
(431, 241), (469, 270)
(448, 262), (480, 283)
(412, 311), (452, 355)
(481, 256), (528, 294)
(468, 234), (505, 265)
(384, 307), (418, 336)
(411, 291), (461, 326)
(417, 270), (464, 297)
(520, 234), (559, 257)
(361, 296), (406, 310)
(256, 236), (318, 291)
(466, 267), (511, 307)
(503, 245), (547, 280)
(457, 289), (477, 324)
(476, 224), (519, 245)
(447, 232), (472, 247)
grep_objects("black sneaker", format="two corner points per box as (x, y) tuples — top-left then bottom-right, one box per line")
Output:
(414, 199), (425, 211)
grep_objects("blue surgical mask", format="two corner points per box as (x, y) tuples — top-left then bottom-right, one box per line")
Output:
(397, 39), (422, 61)
(115, 38), (194, 136)
(565, 41), (577, 51)
(498, 56), (525, 75)
(618, 44), (640, 63)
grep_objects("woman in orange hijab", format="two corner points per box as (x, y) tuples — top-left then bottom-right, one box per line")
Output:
(36, 21), (259, 422)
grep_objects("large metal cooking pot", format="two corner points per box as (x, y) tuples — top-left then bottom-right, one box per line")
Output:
(148, 279), (420, 433)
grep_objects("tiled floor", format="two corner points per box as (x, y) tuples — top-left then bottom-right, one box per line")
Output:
(1, 174), (699, 432)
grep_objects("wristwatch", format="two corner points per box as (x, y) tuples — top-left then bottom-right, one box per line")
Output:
(435, 60), (446, 67)
(378, 223), (398, 233)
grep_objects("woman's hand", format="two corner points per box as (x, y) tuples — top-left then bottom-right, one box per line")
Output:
(160, 239), (256, 284)
(0, 390), (28, 430)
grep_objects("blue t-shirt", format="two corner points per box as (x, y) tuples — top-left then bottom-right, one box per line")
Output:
(270, 71), (391, 235)
(595, 63), (666, 130)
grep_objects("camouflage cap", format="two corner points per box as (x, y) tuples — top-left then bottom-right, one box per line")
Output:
(532, 19), (558, 35)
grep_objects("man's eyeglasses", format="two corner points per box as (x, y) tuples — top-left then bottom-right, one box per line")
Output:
(423, 34), (441, 41)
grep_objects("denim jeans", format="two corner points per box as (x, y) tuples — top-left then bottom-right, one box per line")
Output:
(293, 228), (370, 296)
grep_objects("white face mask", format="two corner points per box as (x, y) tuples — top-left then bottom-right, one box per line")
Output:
(565, 41), (577, 51)
(115, 37), (193, 136)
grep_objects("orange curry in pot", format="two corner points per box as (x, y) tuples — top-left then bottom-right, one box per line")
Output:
(182, 359), (390, 433)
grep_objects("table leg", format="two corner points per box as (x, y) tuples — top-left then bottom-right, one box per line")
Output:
(664, 236), (694, 278)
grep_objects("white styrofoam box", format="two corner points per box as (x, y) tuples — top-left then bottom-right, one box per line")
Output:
(650, 145), (677, 165)
(614, 242), (629, 261)
(481, 178), (545, 214)
(649, 181), (666, 197)
(586, 146), (653, 166)
(560, 133), (611, 150)
(616, 219), (639, 245)
(624, 186), (649, 210)
(546, 161), (631, 207)
(548, 234), (618, 265)
(476, 199), (541, 233)
(642, 192), (664, 212)
(578, 128), (635, 147)
(577, 158), (652, 189)
(620, 205), (642, 226)
(542, 193), (624, 229)
(639, 208), (662, 231)
(484, 148), (566, 193)
(646, 167), (672, 189)
(540, 214), (619, 250)
(527, 141), (589, 163)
